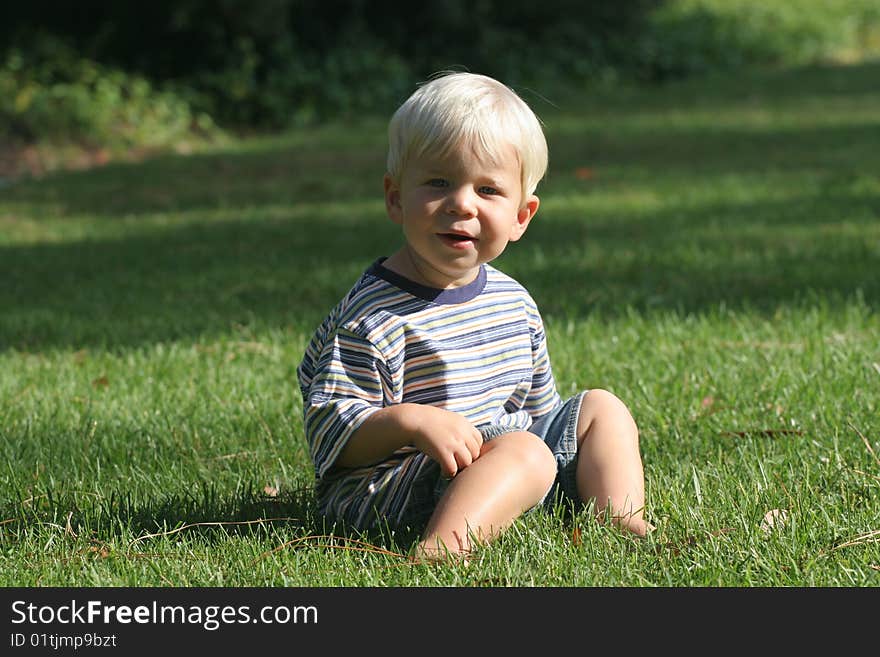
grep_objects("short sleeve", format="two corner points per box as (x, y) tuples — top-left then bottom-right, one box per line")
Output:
(301, 326), (387, 479)
(524, 307), (562, 418)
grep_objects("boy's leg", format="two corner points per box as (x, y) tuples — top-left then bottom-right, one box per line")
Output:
(417, 431), (557, 559)
(575, 389), (650, 536)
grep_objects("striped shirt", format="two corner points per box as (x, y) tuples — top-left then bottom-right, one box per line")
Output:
(297, 258), (562, 528)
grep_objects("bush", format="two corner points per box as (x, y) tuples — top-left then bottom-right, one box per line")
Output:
(3, 0), (880, 148)
(191, 32), (413, 127)
(0, 36), (215, 150)
(0, 1), (661, 131)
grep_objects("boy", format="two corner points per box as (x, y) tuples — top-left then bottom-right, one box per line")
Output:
(297, 72), (649, 559)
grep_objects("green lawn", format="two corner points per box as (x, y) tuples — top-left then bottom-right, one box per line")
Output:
(1, 62), (878, 586)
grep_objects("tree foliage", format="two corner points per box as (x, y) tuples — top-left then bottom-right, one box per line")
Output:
(2, 1), (660, 127)
(2, 0), (879, 140)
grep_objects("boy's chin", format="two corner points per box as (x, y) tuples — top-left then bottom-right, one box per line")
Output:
(425, 266), (481, 289)
(417, 262), (482, 289)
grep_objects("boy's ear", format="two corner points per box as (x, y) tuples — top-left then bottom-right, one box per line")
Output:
(509, 194), (540, 242)
(384, 174), (403, 225)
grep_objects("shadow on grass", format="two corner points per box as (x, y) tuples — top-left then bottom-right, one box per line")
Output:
(109, 484), (322, 544)
(1, 186), (875, 351)
(514, 190), (879, 318)
(3, 482), (422, 556)
(1, 62), (878, 350)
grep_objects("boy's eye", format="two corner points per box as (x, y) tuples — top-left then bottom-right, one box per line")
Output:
(479, 186), (500, 195)
(427, 178), (448, 188)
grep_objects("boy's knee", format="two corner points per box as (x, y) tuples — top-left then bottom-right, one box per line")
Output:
(579, 389), (639, 441)
(490, 431), (557, 490)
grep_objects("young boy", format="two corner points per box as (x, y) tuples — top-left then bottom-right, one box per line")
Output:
(297, 72), (649, 559)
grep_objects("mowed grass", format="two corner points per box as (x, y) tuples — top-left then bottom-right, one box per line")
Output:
(1, 63), (878, 586)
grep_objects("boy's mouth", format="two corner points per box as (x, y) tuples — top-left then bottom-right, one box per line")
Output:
(438, 232), (477, 248)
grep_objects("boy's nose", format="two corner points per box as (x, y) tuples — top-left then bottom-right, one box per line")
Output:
(445, 187), (477, 217)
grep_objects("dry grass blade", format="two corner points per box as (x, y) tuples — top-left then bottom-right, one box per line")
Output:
(849, 422), (880, 469)
(255, 534), (408, 562)
(722, 429), (804, 439)
(128, 517), (301, 548)
(773, 473), (796, 508)
(831, 528), (880, 552)
(656, 528), (734, 556)
(210, 451), (255, 461)
(65, 511), (78, 538)
(850, 468), (880, 483)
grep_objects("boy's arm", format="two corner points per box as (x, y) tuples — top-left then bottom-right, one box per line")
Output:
(303, 326), (482, 479)
(524, 302), (563, 417)
(337, 403), (483, 479)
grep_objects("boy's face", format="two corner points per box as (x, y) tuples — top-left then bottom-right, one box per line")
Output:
(383, 144), (539, 289)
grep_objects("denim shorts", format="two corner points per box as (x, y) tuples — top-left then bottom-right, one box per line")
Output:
(395, 391), (587, 531)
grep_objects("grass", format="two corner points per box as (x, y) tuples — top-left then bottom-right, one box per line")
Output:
(1, 62), (878, 586)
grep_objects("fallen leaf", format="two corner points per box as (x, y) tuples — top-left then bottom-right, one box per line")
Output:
(88, 543), (112, 558)
(572, 526), (582, 546)
(91, 376), (109, 389)
(710, 528), (735, 537)
(760, 509), (789, 533)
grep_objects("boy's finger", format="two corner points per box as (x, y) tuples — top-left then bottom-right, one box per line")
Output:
(468, 433), (482, 460)
(440, 455), (458, 479)
(455, 448), (473, 471)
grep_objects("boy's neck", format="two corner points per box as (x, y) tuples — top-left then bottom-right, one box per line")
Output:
(382, 246), (482, 290)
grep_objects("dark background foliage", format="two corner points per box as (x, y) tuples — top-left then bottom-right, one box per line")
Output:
(1, 1), (660, 127)
(2, 0), (878, 162)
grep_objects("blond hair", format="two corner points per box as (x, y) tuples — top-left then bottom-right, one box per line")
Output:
(386, 72), (548, 197)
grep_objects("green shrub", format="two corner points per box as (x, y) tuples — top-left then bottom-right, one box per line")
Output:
(0, 36), (215, 150)
(3, 1), (880, 145)
(0, 1), (660, 131)
(191, 33), (412, 128)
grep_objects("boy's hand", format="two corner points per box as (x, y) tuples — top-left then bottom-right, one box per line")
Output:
(405, 405), (483, 479)
(338, 402), (482, 476)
